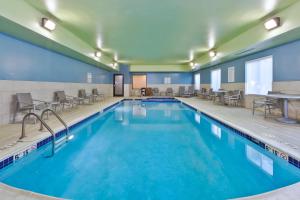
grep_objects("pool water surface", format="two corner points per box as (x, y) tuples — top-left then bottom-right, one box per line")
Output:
(0, 101), (300, 200)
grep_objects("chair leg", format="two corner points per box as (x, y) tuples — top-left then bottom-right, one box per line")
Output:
(264, 105), (267, 118)
(13, 110), (17, 123)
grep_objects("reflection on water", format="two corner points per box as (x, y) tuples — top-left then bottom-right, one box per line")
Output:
(228, 133), (235, 149)
(194, 113), (201, 124)
(132, 104), (147, 118)
(114, 108), (124, 121)
(211, 124), (221, 139)
(246, 145), (273, 176)
(164, 109), (171, 117)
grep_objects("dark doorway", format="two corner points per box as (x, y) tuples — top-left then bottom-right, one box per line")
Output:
(113, 74), (124, 96)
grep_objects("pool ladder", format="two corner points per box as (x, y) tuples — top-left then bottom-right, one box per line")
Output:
(20, 109), (70, 156)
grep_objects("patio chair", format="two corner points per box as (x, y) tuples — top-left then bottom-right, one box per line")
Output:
(185, 86), (195, 97)
(92, 88), (105, 101)
(197, 88), (207, 98)
(178, 86), (186, 97)
(54, 91), (79, 110)
(14, 93), (49, 123)
(213, 89), (225, 103)
(252, 91), (283, 118)
(224, 90), (243, 106)
(166, 88), (174, 97)
(152, 88), (160, 96)
(204, 88), (214, 100)
(78, 89), (93, 104)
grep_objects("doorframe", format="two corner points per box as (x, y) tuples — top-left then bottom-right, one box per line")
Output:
(113, 74), (124, 97)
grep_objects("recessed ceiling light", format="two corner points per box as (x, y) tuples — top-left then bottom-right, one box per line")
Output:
(114, 54), (119, 61)
(209, 50), (217, 57)
(95, 51), (102, 58)
(41, 18), (56, 31)
(189, 62), (194, 67)
(264, 17), (281, 31)
(191, 63), (200, 70)
(112, 62), (118, 68)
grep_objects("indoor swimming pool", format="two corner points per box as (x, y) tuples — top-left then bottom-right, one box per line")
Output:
(0, 100), (300, 200)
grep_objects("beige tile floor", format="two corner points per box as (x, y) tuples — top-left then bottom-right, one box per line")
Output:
(0, 96), (300, 199)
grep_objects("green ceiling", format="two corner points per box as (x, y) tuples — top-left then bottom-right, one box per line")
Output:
(24, 0), (298, 65)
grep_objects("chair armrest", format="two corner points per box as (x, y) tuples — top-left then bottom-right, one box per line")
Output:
(33, 99), (50, 106)
(33, 99), (48, 103)
(66, 95), (77, 99)
(228, 94), (240, 99)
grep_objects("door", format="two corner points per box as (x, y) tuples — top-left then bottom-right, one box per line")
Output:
(113, 74), (124, 96)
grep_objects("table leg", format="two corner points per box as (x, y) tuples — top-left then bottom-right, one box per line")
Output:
(283, 99), (289, 118)
(277, 99), (297, 124)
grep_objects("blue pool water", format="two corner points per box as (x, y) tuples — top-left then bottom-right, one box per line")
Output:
(1, 101), (300, 200)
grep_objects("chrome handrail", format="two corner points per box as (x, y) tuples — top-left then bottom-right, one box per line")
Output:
(40, 109), (69, 139)
(20, 113), (55, 156)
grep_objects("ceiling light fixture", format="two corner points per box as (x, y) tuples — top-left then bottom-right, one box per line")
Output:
(112, 62), (118, 68)
(191, 63), (200, 70)
(189, 62), (195, 67)
(209, 50), (217, 58)
(41, 18), (56, 31)
(95, 51), (102, 58)
(264, 17), (281, 31)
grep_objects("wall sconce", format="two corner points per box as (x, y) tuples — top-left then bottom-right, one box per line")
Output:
(264, 17), (281, 31)
(41, 18), (56, 31)
(209, 50), (217, 58)
(95, 51), (102, 58)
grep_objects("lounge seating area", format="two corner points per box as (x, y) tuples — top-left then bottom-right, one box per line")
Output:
(193, 87), (300, 125)
(130, 86), (196, 98)
(13, 89), (106, 124)
(196, 88), (244, 107)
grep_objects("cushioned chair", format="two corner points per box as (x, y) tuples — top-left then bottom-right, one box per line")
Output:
(252, 91), (282, 118)
(224, 90), (243, 106)
(152, 88), (160, 96)
(14, 93), (49, 123)
(54, 91), (79, 110)
(166, 88), (174, 97)
(92, 88), (105, 101)
(185, 86), (195, 97)
(197, 88), (207, 98)
(178, 86), (186, 97)
(78, 89), (93, 104)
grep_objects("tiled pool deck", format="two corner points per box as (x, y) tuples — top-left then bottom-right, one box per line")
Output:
(0, 97), (299, 199)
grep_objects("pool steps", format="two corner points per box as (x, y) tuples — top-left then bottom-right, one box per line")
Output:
(21, 109), (71, 157)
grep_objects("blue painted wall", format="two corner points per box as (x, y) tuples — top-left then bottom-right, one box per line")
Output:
(0, 33), (112, 84)
(145, 72), (193, 84)
(195, 39), (300, 84)
(118, 64), (131, 84)
(118, 65), (193, 84)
